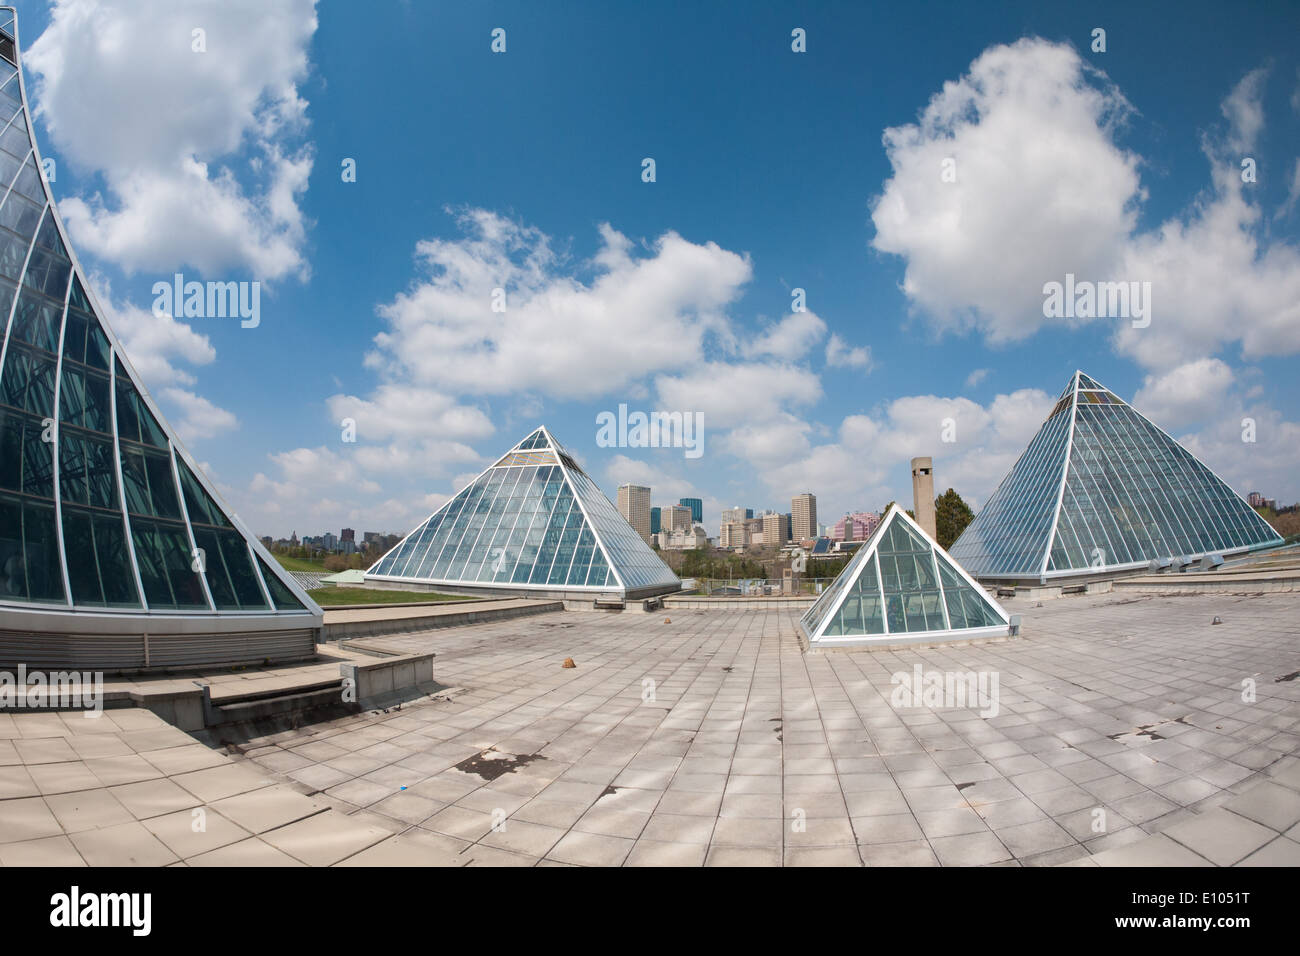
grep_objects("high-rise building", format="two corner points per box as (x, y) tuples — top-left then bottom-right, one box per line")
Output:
(0, 11), (320, 669)
(617, 483), (652, 544)
(679, 497), (703, 524)
(720, 521), (749, 549)
(649, 506), (661, 535)
(721, 506), (747, 526)
(792, 493), (817, 540)
(370, 428), (678, 599)
(1248, 492), (1264, 508)
(950, 371), (1283, 581)
(763, 512), (791, 547)
(341, 527), (355, 542)
(662, 504), (691, 532)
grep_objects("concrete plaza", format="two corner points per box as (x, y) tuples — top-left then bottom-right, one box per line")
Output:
(2, 590), (1298, 866)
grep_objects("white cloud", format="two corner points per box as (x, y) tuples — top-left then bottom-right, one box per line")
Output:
(871, 41), (1300, 372)
(654, 361), (822, 428)
(366, 211), (752, 400)
(26, 0), (317, 280)
(1276, 158), (1300, 220)
(870, 38), (1141, 343)
(825, 333), (872, 369)
(965, 367), (990, 388)
(1131, 358), (1234, 430)
(159, 386), (237, 441)
(740, 310), (827, 360)
(327, 385), (494, 443)
(97, 282), (215, 389)
(727, 388), (1055, 519)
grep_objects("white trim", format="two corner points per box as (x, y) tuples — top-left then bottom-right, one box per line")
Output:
(48, 256), (74, 605)
(108, 348), (148, 609)
(1038, 371), (1081, 580)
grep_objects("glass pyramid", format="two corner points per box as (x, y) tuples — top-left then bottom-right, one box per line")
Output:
(949, 371), (1284, 581)
(368, 427), (681, 598)
(0, 11), (318, 626)
(799, 505), (1011, 646)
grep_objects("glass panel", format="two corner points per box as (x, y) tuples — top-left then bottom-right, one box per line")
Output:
(130, 518), (206, 610)
(258, 555), (305, 610)
(177, 458), (231, 528)
(120, 446), (181, 519)
(0, 408), (53, 498)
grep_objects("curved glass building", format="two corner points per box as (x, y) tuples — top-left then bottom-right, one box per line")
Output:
(0, 10), (322, 669)
(367, 427), (681, 601)
(949, 371), (1284, 582)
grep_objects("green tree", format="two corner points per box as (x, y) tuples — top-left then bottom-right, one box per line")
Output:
(934, 488), (974, 549)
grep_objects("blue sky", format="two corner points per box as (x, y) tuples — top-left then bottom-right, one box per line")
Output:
(16, 0), (1300, 538)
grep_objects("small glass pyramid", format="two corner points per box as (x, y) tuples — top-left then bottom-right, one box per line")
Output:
(949, 371), (1283, 580)
(367, 427), (680, 598)
(800, 505), (1011, 646)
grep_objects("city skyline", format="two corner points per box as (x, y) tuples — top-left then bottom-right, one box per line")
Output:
(11, 1), (1300, 540)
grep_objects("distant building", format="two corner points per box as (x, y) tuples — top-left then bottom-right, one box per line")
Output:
(341, 528), (355, 542)
(721, 506), (749, 527)
(657, 527), (709, 550)
(662, 504), (692, 532)
(792, 493), (817, 540)
(763, 512), (791, 547)
(679, 498), (704, 523)
(720, 521), (749, 549)
(650, 507), (661, 535)
(833, 512), (880, 542)
(618, 483), (653, 544)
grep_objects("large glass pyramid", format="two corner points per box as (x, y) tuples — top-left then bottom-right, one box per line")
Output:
(367, 427), (681, 598)
(949, 371), (1284, 581)
(799, 505), (1011, 646)
(0, 10), (318, 648)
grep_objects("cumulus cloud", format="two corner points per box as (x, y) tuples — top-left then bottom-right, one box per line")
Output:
(825, 333), (872, 369)
(871, 41), (1300, 371)
(366, 210), (752, 400)
(158, 386), (237, 441)
(26, 0), (317, 280)
(326, 385), (495, 443)
(740, 310), (827, 360)
(654, 361), (822, 428)
(97, 282), (215, 389)
(725, 387), (1055, 519)
(871, 38), (1141, 343)
(1131, 358), (1235, 430)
